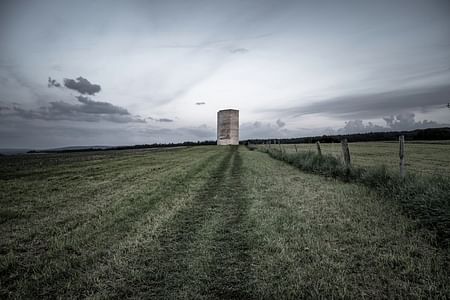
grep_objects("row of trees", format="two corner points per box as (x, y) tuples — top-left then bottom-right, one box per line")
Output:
(243, 127), (450, 145)
(27, 127), (450, 154)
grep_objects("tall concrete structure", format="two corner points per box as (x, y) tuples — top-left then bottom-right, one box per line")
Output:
(217, 109), (239, 145)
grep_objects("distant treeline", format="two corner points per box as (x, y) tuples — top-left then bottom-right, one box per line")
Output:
(27, 140), (216, 154)
(27, 127), (450, 154)
(243, 127), (450, 144)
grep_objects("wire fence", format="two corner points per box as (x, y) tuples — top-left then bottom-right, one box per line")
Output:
(254, 137), (450, 177)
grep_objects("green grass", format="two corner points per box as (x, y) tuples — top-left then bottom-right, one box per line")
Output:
(261, 147), (450, 247)
(275, 141), (450, 175)
(1, 146), (449, 298)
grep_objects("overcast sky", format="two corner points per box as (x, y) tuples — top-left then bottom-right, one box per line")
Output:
(1, 0), (449, 148)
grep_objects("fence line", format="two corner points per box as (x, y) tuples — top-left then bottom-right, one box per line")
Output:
(257, 136), (410, 177)
(316, 141), (322, 157)
(399, 135), (406, 178)
(341, 139), (351, 168)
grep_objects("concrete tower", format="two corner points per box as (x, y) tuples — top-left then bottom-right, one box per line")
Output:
(217, 109), (239, 145)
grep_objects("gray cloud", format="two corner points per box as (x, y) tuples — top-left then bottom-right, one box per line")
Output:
(280, 84), (450, 120)
(0, 76), (144, 123)
(241, 112), (449, 139)
(0, 117), (148, 149)
(241, 121), (290, 139)
(147, 117), (174, 122)
(75, 96), (129, 115)
(336, 113), (448, 134)
(138, 124), (215, 141)
(240, 121), (332, 140)
(337, 120), (386, 134)
(63, 76), (101, 95)
(276, 119), (285, 128)
(381, 112), (446, 131)
(159, 118), (173, 122)
(48, 77), (61, 88)
(195, 101), (206, 105)
(0, 97), (144, 123)
(180, 125), (214, 138)
(230, 48), (249, 54)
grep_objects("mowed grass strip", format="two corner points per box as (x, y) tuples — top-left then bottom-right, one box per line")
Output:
(0, 146), (226, 298)
(240, 149), (450, 298)
(85, 146), (253, 299)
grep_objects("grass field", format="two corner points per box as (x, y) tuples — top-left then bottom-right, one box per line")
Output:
(273, 141), (450, 175)
(1, 146), (450, 298)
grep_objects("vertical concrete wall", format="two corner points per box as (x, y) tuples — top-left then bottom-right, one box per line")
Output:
(217, 109), (239, 145)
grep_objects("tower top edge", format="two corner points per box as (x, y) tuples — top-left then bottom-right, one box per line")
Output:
(218, 109), (239, 113)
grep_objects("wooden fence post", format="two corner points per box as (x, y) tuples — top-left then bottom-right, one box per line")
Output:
(316, 141), (322, 157)
(399, 135), (406, 178)
(341, 139), (351, 167)
(278, 140), (282, 152)
(294, 144), (298, 153)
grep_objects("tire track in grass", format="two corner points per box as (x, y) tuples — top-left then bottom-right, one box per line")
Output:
(132, 148), (236, 298)
(106, 146), (253, 299)
(197, 147), (252, 299)
(78, 147), (235, 299)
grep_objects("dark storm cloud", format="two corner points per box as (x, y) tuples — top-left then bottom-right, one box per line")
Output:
(63, 76), (101, 95)
(282, 84), (450, 119)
